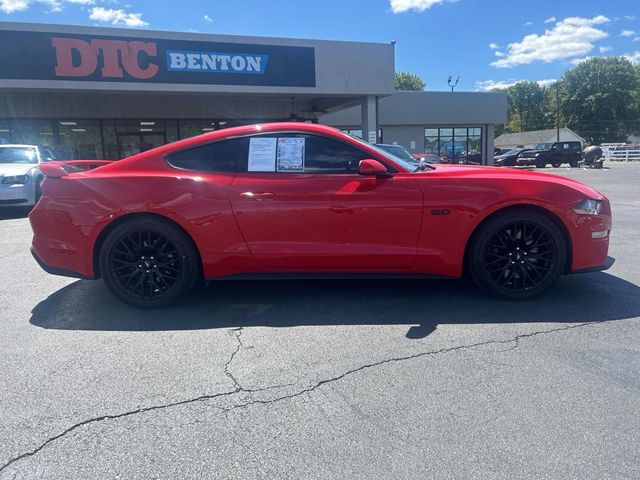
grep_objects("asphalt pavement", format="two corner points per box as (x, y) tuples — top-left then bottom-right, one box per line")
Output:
(0, 163), (639, 479)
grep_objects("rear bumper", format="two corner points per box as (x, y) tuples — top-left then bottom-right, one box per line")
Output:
(572, 256), (615, 274)
(31, 247), (89, 279)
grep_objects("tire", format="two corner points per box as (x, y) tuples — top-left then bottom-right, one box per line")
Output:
(569, 160), (579, 168)
(551, 163), (561, 168)
(535, 159), (546, 168)
(99, 216), (200, 308)
(469, 209), (567, 300)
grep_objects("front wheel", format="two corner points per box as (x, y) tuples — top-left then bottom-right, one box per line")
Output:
(99, 217), (200, 308)
(469, 210), (567, 300)
(535, 159), (546, 168)
(551, 162), (561, 168)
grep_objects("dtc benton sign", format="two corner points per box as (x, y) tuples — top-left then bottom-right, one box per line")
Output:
(0, 30), (315, 87)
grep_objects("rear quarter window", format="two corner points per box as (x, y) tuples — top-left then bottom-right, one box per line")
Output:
(165, 137), (248, 172)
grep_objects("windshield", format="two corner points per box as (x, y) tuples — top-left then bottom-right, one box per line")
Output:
(344, 135), (422, 172)
(535, 143), (553, 150)
(0, 146), (38, 164)
(502, 149), (520, 156)
(375, 144), (415, 162)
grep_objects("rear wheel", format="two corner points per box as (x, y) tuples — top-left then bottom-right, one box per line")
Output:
(99, 217), (199, 308)
(569, 160), (579, 168)
(469, 209), (567, 300)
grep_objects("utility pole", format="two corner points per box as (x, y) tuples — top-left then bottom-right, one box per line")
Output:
(555, 80), (560, 142)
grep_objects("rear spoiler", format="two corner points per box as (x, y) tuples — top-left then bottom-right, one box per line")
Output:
(39, 160), (114, 178)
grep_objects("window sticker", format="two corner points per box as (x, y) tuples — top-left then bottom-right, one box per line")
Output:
(248, 137), (277, 172)
(277, 137), (305, 172)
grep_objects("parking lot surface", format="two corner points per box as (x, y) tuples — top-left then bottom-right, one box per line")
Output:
(1, 163), (639, 479)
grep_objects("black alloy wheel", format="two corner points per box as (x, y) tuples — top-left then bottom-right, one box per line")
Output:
(469, 210), (566, 299)
(100, 217), (199, 308)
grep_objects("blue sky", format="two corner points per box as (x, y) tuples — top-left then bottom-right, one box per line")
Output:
(0, 0), (638, 91)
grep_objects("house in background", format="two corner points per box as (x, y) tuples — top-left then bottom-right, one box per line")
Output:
(495, 128), (586, 150)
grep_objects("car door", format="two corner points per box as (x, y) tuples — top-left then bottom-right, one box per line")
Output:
(228, 132), (423, 270)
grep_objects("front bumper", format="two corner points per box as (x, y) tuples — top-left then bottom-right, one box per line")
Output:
(0, 183), (35, 206)
(572, 256), (615, 274)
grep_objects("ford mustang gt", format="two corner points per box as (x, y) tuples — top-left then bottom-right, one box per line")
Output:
(29, 123), (613, 308)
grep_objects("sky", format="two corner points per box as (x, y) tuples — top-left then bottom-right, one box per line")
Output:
(0, 0), (638, 91)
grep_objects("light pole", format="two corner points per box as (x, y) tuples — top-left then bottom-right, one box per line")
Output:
(448, 76), (460, 92)
(555, 80), (560, 142)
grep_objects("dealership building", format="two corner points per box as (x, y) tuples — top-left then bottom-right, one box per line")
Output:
(0, 22), (506, 164)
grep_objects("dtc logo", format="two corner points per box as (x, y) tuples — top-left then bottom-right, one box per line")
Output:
(51, 37), (159, 80)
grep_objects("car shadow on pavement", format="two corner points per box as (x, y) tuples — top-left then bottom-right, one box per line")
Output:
(30, 271), (640, 339)
(0, 207), (31, 220)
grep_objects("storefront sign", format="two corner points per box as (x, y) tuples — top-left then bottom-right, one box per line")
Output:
(0, 30), (315, 87)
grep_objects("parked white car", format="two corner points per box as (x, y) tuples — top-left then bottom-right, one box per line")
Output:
(0, 144), (59, 207)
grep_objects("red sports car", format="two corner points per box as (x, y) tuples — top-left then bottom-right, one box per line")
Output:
(29, 122), (613, 308)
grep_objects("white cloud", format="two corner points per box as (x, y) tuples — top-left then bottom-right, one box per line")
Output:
(489, 42), (499, 49)
(544, 16), (556, 24)
(0, 0), (92, 13)
(89, 7), (148, 27)
(624, 15), (636, 21)
(620, 30), (636, 37)
(523, 21), (533, 26)
(536, 78), (557, 87)
(203, 14), (212, 22)
(624, 51), (640, 64)
(491, 15), (610, 68)
(0, 0), (30, 12)
(599, 46), (612, 53)
(389, 0), (449, 13)
(475, 78), (557, 91)
(635, 37), (640, 42)
(570, 56), (594, 65)
(494, 51), (505, 57)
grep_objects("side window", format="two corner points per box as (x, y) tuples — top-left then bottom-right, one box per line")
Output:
(166, 138), (248, 172)
(304, 135), (368, 174)
(242, 133), (369, 174)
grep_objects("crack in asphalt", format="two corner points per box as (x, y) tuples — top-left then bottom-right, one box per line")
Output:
(224, 327), (245, 390)
(0, 321), (604, 475)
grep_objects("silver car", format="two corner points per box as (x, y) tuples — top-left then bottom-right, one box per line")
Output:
(0, 144), (59, 207)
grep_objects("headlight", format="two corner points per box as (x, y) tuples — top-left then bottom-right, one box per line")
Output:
(573, 199), (602, 215)
(2, 175), (30, 185)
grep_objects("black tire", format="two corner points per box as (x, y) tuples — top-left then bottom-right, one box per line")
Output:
(551, 163), (561, 168)
(569, 160), (579, 168)
(99, 216), (199, 308)
(469, 209), (567, 300)
(535, 159), (546, 168)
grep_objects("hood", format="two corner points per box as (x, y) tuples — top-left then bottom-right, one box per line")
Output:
(519, 149), (544, 157)
(429, 163), (604, 199)
(0, 163), (39, 176)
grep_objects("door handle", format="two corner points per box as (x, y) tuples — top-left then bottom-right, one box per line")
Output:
(241, 192), (275, 201)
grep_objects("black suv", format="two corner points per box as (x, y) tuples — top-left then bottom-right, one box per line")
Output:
(516, 141), (582, 168)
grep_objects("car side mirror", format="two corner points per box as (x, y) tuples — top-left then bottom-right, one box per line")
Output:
(358, 159), (391, 177)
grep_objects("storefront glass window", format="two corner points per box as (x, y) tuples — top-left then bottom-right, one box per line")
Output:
(10, 120), (56, 148)
(57, 120), (103, 159)
(340, 129), (383, 143)
(424, 127), (483, 164)
(0, 119), (11, 144)
(102, 120), (118, 160)
(178, 120), (217, 139)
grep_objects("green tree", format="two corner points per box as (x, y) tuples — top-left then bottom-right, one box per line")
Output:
(395, 71), (426, 91)
(508, 82), (548, 132)
(560, 57), (640, 143)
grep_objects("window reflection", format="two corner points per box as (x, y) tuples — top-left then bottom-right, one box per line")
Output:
(423, 127), (484, 164)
